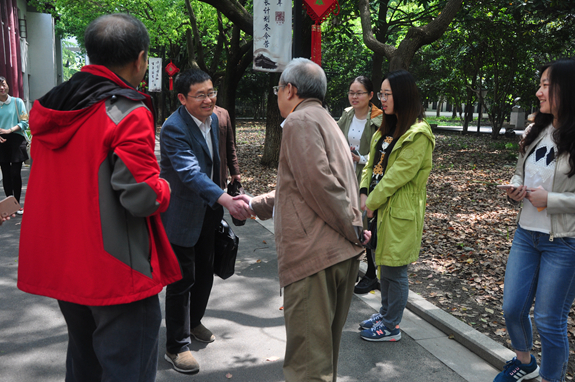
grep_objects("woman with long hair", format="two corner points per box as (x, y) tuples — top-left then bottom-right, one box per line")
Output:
(495, 58), (575, 382)
(357, 70), (435, 341)
(337, 76), (383, 294)
(0, 76), (28, 214)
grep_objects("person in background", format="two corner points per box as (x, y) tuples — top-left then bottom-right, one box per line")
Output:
(0, 76), (28, 215)
(214, 105), (241, 188)
(235, 58), (371, 382)
(18, 14), (182, 382)
(495, 58), (575, 382)
(337, 76), (383, 294)
(358, 70), (435, 342)
(160, 69), (252, 374)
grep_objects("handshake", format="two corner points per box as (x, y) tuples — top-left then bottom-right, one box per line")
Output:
(218, 193), (255, 221)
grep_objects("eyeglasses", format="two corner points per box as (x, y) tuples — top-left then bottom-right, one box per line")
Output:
(377, 92), (392, 101)
(273, 85), (286, 95)
(348, 91), (369, 98)
(186, 91), (218, 101)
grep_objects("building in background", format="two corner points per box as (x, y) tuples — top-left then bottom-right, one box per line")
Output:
(1, 0), (62, 110)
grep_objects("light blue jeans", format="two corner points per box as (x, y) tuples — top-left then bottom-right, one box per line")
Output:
(379, 264), (409, 329)
(503, 226), (575, 382)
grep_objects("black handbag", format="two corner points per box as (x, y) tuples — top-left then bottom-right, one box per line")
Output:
(214, 219), (239, 280)
(227, 180), (246, 226)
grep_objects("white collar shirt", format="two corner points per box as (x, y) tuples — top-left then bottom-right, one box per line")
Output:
(187, 110), (214, 180)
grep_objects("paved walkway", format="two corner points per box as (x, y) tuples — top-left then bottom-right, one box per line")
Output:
(0, 157), (530, 382)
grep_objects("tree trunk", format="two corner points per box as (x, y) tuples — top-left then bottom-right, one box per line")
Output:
(261, 73), (282, 167)
(218, 24), (253, 134)
(371, 51), (384, 108)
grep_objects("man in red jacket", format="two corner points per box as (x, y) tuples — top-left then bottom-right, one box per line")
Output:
(17, 14), (181, 382)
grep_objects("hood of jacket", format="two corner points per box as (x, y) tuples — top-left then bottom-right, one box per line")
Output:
(30, 65), (149, 150)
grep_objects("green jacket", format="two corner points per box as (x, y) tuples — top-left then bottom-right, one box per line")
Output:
(360, 120), (435, 267)
(337, 104), (383, 182)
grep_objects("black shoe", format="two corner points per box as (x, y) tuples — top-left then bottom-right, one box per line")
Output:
(354, 277), (379, 294)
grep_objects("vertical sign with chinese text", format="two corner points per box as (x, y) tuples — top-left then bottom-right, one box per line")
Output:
(253, 0), (292, 72)
(148, 57), (162, 92)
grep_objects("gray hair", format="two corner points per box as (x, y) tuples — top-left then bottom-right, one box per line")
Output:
(280, 58), (327, 101)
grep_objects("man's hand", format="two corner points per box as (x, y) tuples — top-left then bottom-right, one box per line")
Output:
(232, 194), (255, 218)
(361, 230), (371, 246)
(161, 178), (171, 194)
(218, 193), (253, 220)
(231, 174), (241, 183)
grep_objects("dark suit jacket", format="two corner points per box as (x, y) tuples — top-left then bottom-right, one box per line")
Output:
(214, 105), (240, 187)
(160, 105), (224, 247)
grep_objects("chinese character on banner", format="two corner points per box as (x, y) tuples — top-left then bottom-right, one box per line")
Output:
(148, 57), (162, 92)
(303, 0), (340, 66)
(253, 0), (292, 72)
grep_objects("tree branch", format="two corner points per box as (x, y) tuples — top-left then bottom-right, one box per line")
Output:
(358, 0), (396, 57)
(197, 0), (252, 35)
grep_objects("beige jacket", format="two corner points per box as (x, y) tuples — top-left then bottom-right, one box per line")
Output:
(251, 99), (364, 288)
(511, 124), (575, 239)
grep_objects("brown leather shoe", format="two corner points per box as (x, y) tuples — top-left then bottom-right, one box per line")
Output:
(190, 323), (215, 343)
(164, 351), (200, 374)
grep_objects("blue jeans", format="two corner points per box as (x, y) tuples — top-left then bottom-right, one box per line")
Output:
(503, 226), (575, 382)
(379, 264), (409, 328)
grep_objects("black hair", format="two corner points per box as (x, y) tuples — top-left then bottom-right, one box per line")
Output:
(521, 59), (575, 177)
(349, 76), (373, 94)
(377, 70), (425, 139)
(174, 69), (212, 95)
(84, 14), (149, 67)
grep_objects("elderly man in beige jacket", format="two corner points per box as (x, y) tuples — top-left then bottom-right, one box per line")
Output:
(236, 58), (370, 382)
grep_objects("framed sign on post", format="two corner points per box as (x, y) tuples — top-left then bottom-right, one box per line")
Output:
(253, 0), (292, 72)
(148, 57), (162, 92)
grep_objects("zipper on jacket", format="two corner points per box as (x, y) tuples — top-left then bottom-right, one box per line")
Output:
(522, 133), (556, 242)
(549, 146), (558, 242)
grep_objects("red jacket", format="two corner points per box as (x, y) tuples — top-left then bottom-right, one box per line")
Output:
(18, 65), (182, 306)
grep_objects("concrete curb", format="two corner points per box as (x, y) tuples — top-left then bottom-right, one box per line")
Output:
(406, 292), (515, 370)
(357, 260), (515, 372)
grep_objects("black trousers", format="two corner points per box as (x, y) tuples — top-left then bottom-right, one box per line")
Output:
(58, 295), (161, 382)
(165, 206), (222, 354)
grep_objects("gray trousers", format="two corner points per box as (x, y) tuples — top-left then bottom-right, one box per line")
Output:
(283, 256), (359, 382)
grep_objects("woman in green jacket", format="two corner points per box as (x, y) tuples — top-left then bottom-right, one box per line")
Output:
(358, 70), (435, 342)
(337, 76), (383, 294)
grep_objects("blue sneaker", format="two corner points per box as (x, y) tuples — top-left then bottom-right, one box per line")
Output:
(493, 355), (539, 382)
(359, 312), (383, 330)
(360, 321), (401, 342)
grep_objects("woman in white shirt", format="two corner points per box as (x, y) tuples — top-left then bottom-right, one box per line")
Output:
(497, 59), (575, 382)
(337, 76), (382, 294)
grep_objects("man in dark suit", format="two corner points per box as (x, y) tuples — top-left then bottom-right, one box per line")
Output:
(160, 69), (252, 374)
(214, 105), (241, 188)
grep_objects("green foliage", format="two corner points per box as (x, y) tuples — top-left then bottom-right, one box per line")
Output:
(61, 40), (84, 81)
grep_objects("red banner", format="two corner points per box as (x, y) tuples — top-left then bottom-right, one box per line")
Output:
(302, 0), (339, 66)
(303, 0), (339, 23)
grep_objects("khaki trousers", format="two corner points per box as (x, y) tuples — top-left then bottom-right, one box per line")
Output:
(283, 256), (360, 382)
